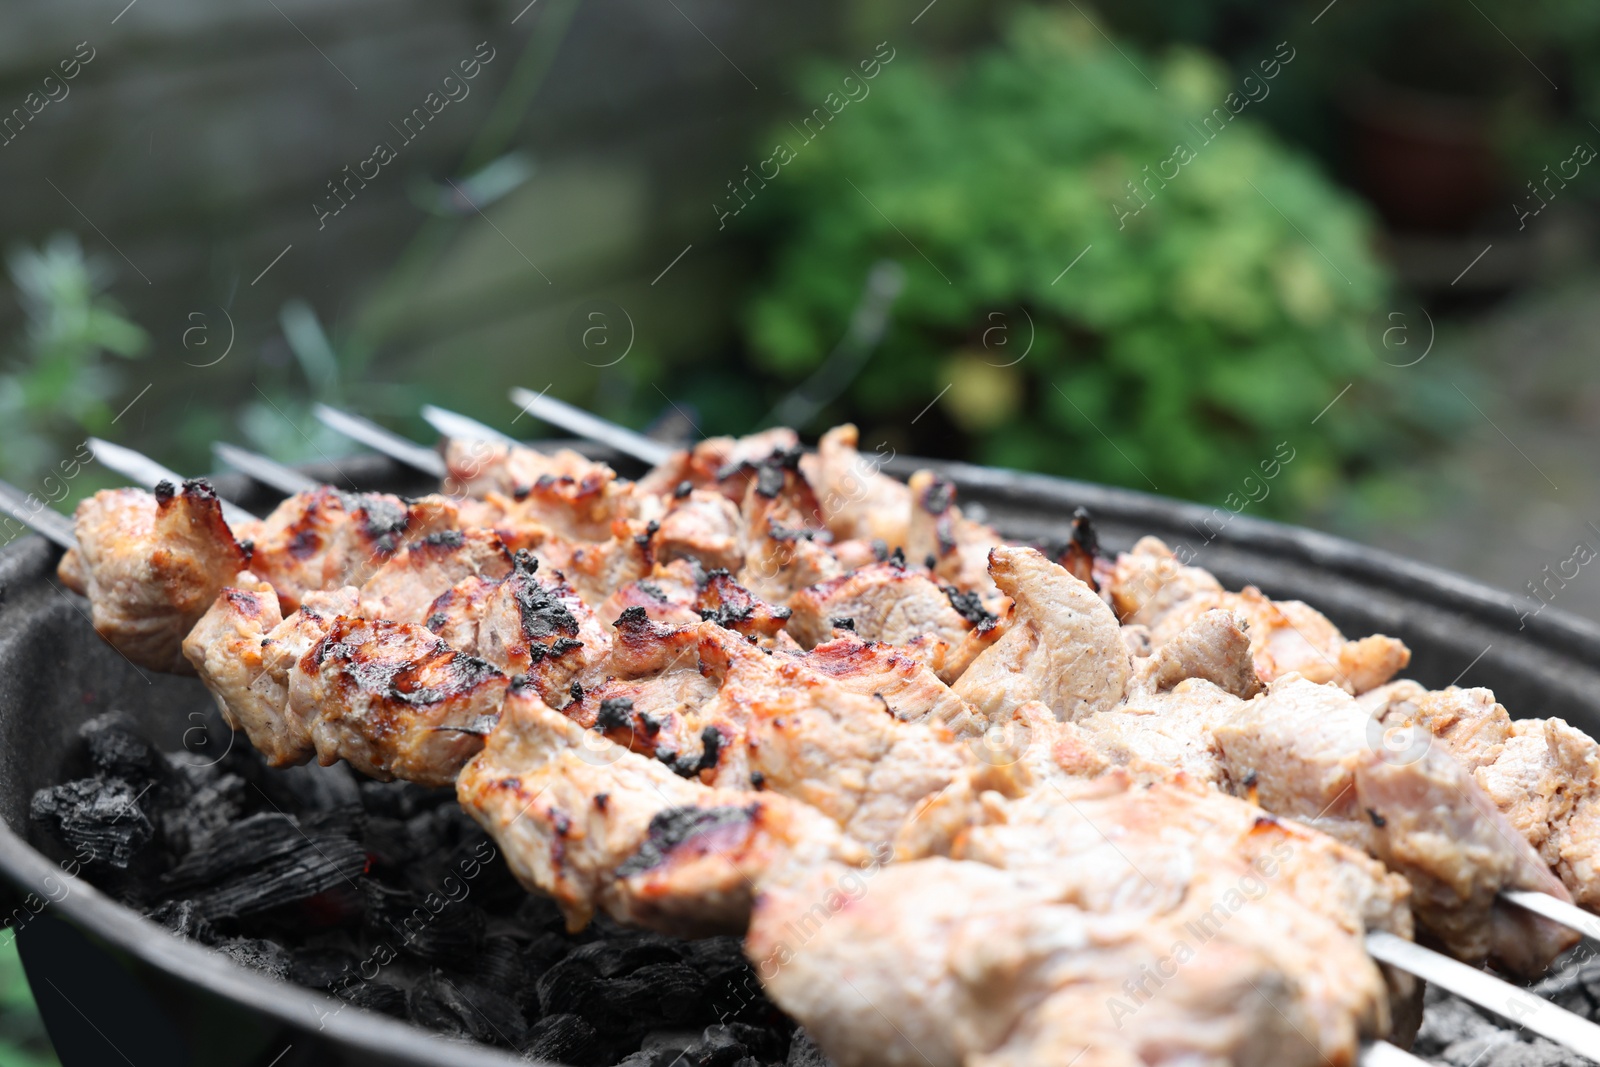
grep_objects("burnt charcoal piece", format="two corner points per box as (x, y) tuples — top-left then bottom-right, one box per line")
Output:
(535, 935), (688, 1019)
(358, 778), (452, 820)
(683, 1023), (785, 1067)
(161, 812), (366, 919)
(595, 962), (706, 1024)
(614, 1052), (676, 1067)
(291, 947), (359, 991)
(81, 712), (166, 786)
(473, 936), (529, 1004)
(339, 980), (409, 1020)
(408, 972), (527, 1048)
(363, 882), (486, 966)
(157, 767), (247, 858)
(219, 937), (292, 981)
(31, 776), (153, 868)
(786, 1029), (836, 1067)
(144, 899), (219, 944)
(525, 1013), (598, 1064)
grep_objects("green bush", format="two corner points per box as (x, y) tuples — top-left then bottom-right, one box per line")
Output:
(741, 6), (1404, 513)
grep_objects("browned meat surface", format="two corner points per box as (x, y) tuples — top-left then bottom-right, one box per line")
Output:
(736, 459), (841, 606)
(247, 487), (457, 612)
(356, 528), (512, 623)
(420, 574), (502, 655)
(758, 773), (1409, 1067)
(1363, 680), (1600, 909)
(474, 551), (611, 705)
(797, 635), (972, 728)
(693, 569), (791, 642)
(787, 560), (974, 651)
(637, 427), (802, 503)
(294, 615), (506, 787)
(797, 423), (910, 547)
(457, 683), (858, 934)
(650, 489), (744, 572)
(1213, 675), (1577, 974)
(1078, 680), (1246, 786)
(1110, 537), (1410, 694)
(906, 470), (1003, 597)
(953, 546), (1129, 724)
(1131, 607), (1263, 700)
(184, 583), (359, 766)
(596, 560), (705, 628)
(527, 520), (654, 608)
(441, 439), (635, 541)
(62, 481), (248, 673)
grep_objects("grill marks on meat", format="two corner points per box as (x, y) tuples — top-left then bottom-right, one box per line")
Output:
(358, 528), (513, 624)
(757, 773), (1411, 1067)
(1110, 537), (1411, 694)
(298, 616), (507, 787)
(456, 686), (857, 934)
(474, 552), (610, 706)
(797, 635), (973, 729)
(1362, 680), (1600, 910)
(693, 569), (790, 642)
(61, 481), (248, 673)
(1212, 675), (1577, 975)
(245, 487), (457, 612)
(953, 547), (1130, 724)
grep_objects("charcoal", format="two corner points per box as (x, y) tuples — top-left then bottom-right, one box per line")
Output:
(358, 779), (448, 820)
(261, 760), (362, 812)
(596, 961), (706, 1023)
(613, 1053), (675, 1067)
(81, 712), (165, 785)
(641, 1030), (700, 1054)
(158, 768), (247, 856)
(31, 776), (153, 868)
(1414, 994), (1502, 1056)
(361, 816), (417, 870)
(473, 935), (530, 1003)
(408, 977), (477, 1041)
(680, 1023), (784, 1067)
(144, 899), (219, 944)
(291, 947), (359, 990)
(515, 893), (573, 936)
(786, 1029), (836, 1067)
(525, 1013), (598, 1064)
(162, 812), (366, 918)
(338, 980), (408, 1019)
(220, 937), (292, 981)
(364, 881), (486, 966)
(408, 972), (526, 1048)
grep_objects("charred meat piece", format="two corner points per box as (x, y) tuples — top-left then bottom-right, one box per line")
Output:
(457, 684), (858, 934)
(787, 560), (974, 652)
(1109, 537), (1411, 694)
(652, 489), (745, 573)
(639, 427), (803, 504)
(797, 635), (973, 728)
(60, 481), (248, 673)
(294, 615), (507, 787)
(735, 459), (841, 607)
(440, 440), (635, 542)
(475, 551), (611, 707)
(953, 546), (1130, 724)
(357, 528), (513, 624)
(905, 469), (1004, 598)
(246, 487), (458, 612)
(597, 560), (706, 629)
(693, 570), (790, 642)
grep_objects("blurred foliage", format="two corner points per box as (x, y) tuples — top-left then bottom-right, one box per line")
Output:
(0, 235), (147, 490)
(0, 939), (57, 1067)
(740, 5), (1426, 514)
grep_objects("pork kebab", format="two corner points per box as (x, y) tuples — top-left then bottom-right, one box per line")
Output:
(46, 423), (1600, 1064)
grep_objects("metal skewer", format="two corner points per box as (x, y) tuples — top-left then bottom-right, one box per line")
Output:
(0, 478), (76, 550)
(211, 442), (318, 497)
(508, 387), (674, 466)
(419, 405), (518, 448)
(1367, 931), (1600, 1059)
(311, 403), (447, 479)
(1360, 1041), (1433, 1066)
(86, 438), (259, 525)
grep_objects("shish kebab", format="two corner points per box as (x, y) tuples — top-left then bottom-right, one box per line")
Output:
(18, 422), (1600, 1062)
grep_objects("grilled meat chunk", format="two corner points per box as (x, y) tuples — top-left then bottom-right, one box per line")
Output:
(953, 547), (1129, 724)
(293, 616), (507, 787)
(758, 774), (1410, 1067)
(61, 481), (249, 673)
(1131, 607), (1263, 700)
(440, 440), (634, 541)
(797, 423), (910, 547)
(357, 528), (513, 624)
(1109, 537), (1410, 694)
(474, 551), (611, 706)
(244, 487), (457, 612)
(1213, 674), (1577, 975)
(184, 582), (359, 766)
(797, 635), (973, 728)
(693, 569), (791, 642)
(651, 489), (744, 573)
(638, 427), (802, 503)
(1362, 680), (1600, 909)
(457, 683), (859, 934)
(736, 460), (842, 607)
(596, 560), (705, 628)
(787, 560), (975, 652)
(906, 470), (1003, 598)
